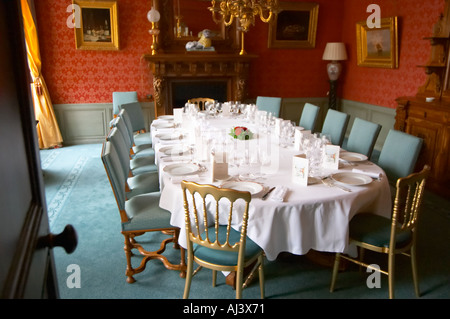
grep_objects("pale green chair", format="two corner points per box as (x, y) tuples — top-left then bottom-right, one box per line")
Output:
(106, 127), (158, 196)
(118, 109), (152, 152)
(321, 109), (350, 146)
(101, 141), (186, 283)
(299, 103), (320, 132)
(112, 91), (138, 117)
(111, 117), (155, 161)
(256, 96), (282, 117)
(377, 129), (423, 182)
(346, 117), (381, 159)
(181, 181), (265, 299)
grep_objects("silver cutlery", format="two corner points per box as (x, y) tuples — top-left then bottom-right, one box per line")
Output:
(322, 178), (352, 192)
(262, 187), (276, 200)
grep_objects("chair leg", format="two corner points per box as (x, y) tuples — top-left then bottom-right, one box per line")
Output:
(258, 255), (265, 299)
(236, 267), (244, 299)
(330, 253), (341, 292)
(388, 252), (395, 299)
(212, 270), (217, 287)
(123, 234), (136, 284)
(183, 252), (194, 299)
(410, 245), (420, 297)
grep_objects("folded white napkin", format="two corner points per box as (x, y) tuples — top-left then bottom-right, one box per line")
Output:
(170, 174), (200, 184)
(270, 186), (288, 202)
(352, 168), (381, 179)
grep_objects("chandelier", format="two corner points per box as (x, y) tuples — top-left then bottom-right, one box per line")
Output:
(209, 0), (278, 55)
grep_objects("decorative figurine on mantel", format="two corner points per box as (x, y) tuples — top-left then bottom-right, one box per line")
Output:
(185, 29), (215, 51)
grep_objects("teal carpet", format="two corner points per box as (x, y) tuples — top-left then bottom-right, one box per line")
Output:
(40, 144), (450, 300)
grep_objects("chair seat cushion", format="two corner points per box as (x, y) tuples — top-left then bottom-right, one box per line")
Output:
(349, 213), (412, 249)
(127, 171), (160, 198)
(122, 192), (172, 232)
(133, 132), (152, 147)
(194, 226), (262, 266)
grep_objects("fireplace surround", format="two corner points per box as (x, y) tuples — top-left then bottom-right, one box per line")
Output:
(143, 53), (257, 116)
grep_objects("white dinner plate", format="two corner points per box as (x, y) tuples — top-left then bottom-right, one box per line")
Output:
(163, 163), (199, 176)
(156, 133), (182, 140)
(220, 181), (264, 196)
(153, 122), (174, 129)
(340, 152), (368, 162)
(331, 172), (372, 186)
(160, 145), (190, 156)
(158, 115), (174, 121)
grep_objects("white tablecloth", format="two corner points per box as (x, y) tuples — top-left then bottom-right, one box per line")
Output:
(151, 115), (392, 261)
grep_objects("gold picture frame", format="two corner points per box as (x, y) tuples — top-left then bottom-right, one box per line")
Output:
(356, 16), (398, 68)
(74, 0), (119, 50)
(268, 2), (319, 49)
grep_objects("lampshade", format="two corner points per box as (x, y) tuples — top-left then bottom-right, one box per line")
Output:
(322, 42), (347, 61)
(147, 7), (160, 23)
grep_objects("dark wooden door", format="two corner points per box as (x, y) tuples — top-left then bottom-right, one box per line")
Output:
(0, 0), (77, 298)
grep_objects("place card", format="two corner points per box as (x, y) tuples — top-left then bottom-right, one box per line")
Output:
(222, 103), (231, 117)
(292, 154), (309, 186)
(274, 118), (282, 136)
(294, 128), (303, 151)
(173, 108), (183, 124)
(210, 151), (228, 182)
(323, 145), (340, 170)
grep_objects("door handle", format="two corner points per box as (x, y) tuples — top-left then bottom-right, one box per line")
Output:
(37, 224), (78, 254)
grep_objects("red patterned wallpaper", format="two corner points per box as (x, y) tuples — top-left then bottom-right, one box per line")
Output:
(35, 0), (444, 108)
(340, 0), (444, 108)
(35, 0), (154, 104)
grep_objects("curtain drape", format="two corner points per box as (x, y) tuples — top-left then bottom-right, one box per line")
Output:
(21, 0), (63, 149)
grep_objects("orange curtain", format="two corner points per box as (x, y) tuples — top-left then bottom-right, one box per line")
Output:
(21, 0), (63, 149)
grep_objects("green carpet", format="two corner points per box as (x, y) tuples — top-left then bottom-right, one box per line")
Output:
(40, 144), (450, 300)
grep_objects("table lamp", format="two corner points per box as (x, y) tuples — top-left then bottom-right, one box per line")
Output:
(323, 42), (347, 109)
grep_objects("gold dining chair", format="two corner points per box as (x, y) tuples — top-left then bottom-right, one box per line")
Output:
(187, 98), (215, 111)
(330, 165), (431, 298)
(181, 181), (265, 299)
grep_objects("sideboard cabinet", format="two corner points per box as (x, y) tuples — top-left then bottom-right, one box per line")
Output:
(395, 97), (450, 197)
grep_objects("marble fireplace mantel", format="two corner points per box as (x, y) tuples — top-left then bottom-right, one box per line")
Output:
(143, 53), (257, 117)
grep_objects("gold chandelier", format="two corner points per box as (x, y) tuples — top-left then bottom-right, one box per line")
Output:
(209, 0), (278, 55)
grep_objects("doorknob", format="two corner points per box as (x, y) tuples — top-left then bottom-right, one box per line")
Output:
(37, 225), (78, 254)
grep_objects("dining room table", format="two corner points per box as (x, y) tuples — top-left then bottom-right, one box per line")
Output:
(150, 105), (392, 261)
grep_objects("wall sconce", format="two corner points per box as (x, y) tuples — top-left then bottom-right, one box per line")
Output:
(147, 6), (161, 55)
(322, 42), (347, 109)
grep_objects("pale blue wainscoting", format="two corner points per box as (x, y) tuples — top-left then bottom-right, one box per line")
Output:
(53, 99), (395, 151)
(279, 98), (396, 152)
(53, 102), (155, 145)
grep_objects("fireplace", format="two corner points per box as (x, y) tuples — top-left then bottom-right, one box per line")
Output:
(170, 78), (229, 109)
(143, 53), (257, 117)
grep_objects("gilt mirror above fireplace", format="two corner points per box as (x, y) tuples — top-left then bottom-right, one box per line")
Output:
(155, 0), (238, 53)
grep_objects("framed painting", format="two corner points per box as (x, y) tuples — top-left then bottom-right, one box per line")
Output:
(356, 16), (398, 68)
(73, 0), (119, 50)
(268, 2), (319, 49)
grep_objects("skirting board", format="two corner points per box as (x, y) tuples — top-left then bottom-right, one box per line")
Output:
(53, 99), (395, 150)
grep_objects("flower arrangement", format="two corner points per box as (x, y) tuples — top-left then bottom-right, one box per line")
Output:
(229, 126), (253, 140)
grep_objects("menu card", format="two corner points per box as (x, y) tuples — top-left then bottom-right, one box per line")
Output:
(323, 145), (340, 170)
(292, 154), (309, 186)
(210, 151), (228, 182)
